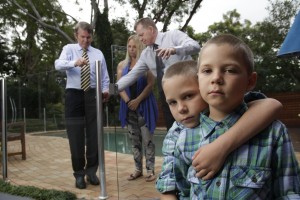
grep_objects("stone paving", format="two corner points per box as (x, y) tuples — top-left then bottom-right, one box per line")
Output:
(1, 128), (299, 200)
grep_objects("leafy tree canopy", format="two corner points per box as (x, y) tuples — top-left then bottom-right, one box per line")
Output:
(191, 0), (300, 92)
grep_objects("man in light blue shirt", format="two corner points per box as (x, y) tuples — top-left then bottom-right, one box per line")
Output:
(55, 21), (110, 189)
(116, 17), (200, 130)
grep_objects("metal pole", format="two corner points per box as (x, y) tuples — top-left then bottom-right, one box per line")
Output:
(11, 98), (16, 123)
(1, 78), (8, 180)
(95, 60), (108, 199)
(23, 108), (26, 134)
(106, 105), (108, 127)
(44, 107), (46, 132)
(9, 97), (14, 123)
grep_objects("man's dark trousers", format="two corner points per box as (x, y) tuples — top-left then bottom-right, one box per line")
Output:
(65, 88), (98, 178)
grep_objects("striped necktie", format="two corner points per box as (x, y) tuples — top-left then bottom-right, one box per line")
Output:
(81, 49), (90, 91)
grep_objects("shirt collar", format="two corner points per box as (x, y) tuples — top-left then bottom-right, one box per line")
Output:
(76, 43), (90, 52)
(200, 102), (248, 138)
(154, 32), (163, 47)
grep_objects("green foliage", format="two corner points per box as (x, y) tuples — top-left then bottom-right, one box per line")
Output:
(0, 179), (76, 200)
(113, 0), (202, 31)
(252, 0), (300, 92)
(111, 18), (132, 46)
(193, 0), (300, 92)
(6, 70), (65, 119)
(0, 0), (74, 76)
(0, 34), (15, 77)
(1, 0), (74, 123)
(2, 0), (300, 126)
(94, 7), (114, 79)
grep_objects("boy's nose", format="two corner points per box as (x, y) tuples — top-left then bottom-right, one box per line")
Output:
(178, 103), (188, 113)
(211, 72), (224, 85)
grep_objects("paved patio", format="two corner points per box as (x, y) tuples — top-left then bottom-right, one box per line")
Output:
(1, 128), (300, 200)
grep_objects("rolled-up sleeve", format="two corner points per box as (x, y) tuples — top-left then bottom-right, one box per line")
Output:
(100, 57), (110, 92)
(55, 45), (76, 71)
(156, 123), (182, 193)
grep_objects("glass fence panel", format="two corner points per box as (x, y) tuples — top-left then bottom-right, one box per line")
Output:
(1, 68), (166, 199)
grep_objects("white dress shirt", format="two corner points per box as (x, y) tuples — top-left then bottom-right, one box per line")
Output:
(55, 43), (110, 92)
(117, 30), (200, 91)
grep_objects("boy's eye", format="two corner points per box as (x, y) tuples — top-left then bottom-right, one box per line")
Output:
(224, 68), (238, 73)
(200, 68), (212, 74)
(184, 94), (192, 100)
(167, 100), (176, 106)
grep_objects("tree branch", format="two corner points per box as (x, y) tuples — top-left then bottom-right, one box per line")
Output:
(9, 0), (75, 43)
(181, 0), (203, 31)
(153, 0), (171, 23)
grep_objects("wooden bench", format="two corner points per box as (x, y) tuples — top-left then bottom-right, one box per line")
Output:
(0, 122), (26, 160)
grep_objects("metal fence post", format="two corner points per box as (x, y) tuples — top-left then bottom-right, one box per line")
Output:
(23, 108), (26, 134)
(1, 78), (8, 180)
(95, 60), (108, 199)
(43, 107), (46, 132)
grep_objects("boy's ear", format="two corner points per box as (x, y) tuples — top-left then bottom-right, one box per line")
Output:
(247, 72), (257, 91)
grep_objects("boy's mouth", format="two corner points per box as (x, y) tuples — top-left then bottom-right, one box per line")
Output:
(182, 116), (194, 123)
(209, 89), (224, 95)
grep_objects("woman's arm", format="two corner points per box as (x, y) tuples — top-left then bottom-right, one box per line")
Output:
(192, 98), (283, 180)
(127, 71), (155, 110)
(116, 61), (130, 103)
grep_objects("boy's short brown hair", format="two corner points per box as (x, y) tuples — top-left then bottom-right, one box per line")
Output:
(198, 34), (254, 74)
(162, 60), (198, 86)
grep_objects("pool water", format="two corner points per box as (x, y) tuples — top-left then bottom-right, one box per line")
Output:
(34, 128), (167, 156)
(104, 130), (166, 156)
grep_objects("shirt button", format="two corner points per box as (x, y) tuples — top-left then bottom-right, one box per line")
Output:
(216, 180), (221, 187)
(252, 176), (257, 183)
(216, 123), (223, 129)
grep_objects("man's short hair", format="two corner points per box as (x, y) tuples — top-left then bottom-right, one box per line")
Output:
(134, 17), (157, 31)
(74, 21), (93, 35)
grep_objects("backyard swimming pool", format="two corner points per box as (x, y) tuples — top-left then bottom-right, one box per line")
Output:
(34, 128), (167, 156)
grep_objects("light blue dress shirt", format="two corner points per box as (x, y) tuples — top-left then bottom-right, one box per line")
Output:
(55, 43), (110, 92)
(116, 30), (200, 91)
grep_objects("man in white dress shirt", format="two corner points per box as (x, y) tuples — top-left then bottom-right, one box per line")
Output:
(55, 21), (110, 189)
(117, 17), (200, 130)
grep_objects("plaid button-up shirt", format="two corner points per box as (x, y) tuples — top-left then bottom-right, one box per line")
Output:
(175, 103), (300, 199)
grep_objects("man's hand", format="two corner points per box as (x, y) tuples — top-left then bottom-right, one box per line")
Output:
(74, 58), (88, 67)
(155, 48), (176, 59)
(102, 92), (110, 102)
(192, 141), (228, 180)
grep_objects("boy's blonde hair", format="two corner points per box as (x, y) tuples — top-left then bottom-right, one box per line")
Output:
(162, 60), (198, 86)
(198, 34), (254, 74)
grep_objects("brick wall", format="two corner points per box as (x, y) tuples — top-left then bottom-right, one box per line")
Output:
(156, 92), (300, 128)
